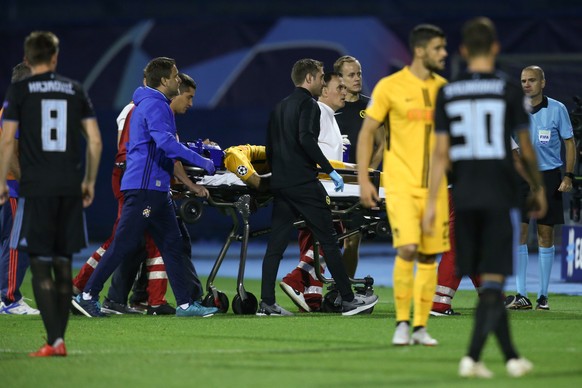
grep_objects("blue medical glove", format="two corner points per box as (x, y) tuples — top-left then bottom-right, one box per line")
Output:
(329, 170), (344, 192)
(203, 158), (216, 175)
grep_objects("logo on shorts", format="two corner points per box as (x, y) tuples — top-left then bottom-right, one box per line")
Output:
(326, 195), (331, 205)
(237, 165), (248, 176)
(142, 206), (152, 218)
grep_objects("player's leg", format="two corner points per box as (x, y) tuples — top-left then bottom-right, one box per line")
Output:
(258, 194), (296, 314)
(432, 190), (461, 316)
(0, 199), (38, 314)
(536, 223), (555, 310)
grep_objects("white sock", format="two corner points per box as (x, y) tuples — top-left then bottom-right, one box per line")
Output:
(52, 338), (64, 347)
(82, 292), (93, 301)
(179, 303), (189, 310)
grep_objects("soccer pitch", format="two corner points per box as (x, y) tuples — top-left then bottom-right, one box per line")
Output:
(1, 276), (582, 387)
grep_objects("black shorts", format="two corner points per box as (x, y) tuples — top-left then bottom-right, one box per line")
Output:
(455, 207), (520, 277)
(10, 196), (87, 256)
(521, 168), (564, 226)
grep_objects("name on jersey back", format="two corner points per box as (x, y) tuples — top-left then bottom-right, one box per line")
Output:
(28, 80), (75, 95)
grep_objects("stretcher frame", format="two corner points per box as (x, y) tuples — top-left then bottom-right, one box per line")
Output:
(176, 166), (388, 315)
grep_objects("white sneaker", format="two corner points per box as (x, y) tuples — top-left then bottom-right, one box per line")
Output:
(410, 327), (438, 346)
(459, 356), (494, 378)
(506, 358), (533, 377)
(392, 321), (410, 346)
(279, 281), (310, 312)
(0, 298), (40, 315)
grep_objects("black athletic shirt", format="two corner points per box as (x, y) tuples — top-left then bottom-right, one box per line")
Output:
(266, 87), (334, 190)
(434, 71), (529, 210)
(334, 94), (370, 163)
(2, 72), (95, 196)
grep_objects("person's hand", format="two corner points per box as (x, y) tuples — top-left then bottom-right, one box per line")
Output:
(203, 158), (216, 175)
(527, 187), (548, 219)
(0, 183), (8, 205)
(188, 183), (209, 198)
(81, 181), (95, 208)
(329, 170), (344, 192)
(359, 179), (379, 208)
(558, 176), (573, 192)
(422, 202), (437, 236)
(341, 134), (351, 152)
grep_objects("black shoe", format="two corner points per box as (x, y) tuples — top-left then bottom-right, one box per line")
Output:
(505, 294), (532, 310)
(101, 298), (144, 315)
(535, 295), (550, 310)
(430, 308), (460, 316)
(147, 303), (176, 315)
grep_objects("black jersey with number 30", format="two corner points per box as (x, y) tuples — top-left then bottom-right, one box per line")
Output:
(434, 71), (529, 210)
(2, 72), (95, 197)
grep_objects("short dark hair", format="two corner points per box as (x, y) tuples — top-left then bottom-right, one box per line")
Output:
(323, 71), (342, 85)
(291, 58), (323, 86)
(11, 62), (31, 83)
(462, 17), (497, 57)
(333, 55), (358, 74)
(144, 57), (176, 88)
(178, 73), (196, 93)
(409, 24), (445, 52)
(522, 65), (545, 81)
(24, 31), (59, 66)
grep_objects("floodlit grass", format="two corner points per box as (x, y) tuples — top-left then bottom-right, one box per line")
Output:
(1, 275), (582, 387)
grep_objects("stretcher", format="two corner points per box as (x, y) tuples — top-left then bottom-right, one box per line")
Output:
(174, 166), (388, 315)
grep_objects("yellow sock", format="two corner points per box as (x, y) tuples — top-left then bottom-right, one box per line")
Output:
(413, 261), (438, 327)
(393, 256), (414, 322)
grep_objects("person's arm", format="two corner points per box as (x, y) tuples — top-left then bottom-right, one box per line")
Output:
(80, 118), (102, 208)
(369, 124), (385, 169)
(148, 105), (215, 174)
(516, 129), (547, 219)
(298, 100), (334, 174)
(0, 120), (18, 205)
(357, 116), (382, 207)
(8, 139), (20, 181)
(173, 160), (209, 198)
(422, 133), (449, 235)
(559, 137), (576, 192)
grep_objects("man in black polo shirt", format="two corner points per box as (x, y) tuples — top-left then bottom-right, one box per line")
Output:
(257, 58), (378, 316)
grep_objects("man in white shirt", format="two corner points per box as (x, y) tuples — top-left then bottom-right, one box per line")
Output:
(280, 72), (349, 312)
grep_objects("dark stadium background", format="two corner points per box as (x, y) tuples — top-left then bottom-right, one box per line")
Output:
(2, 0), (582, 241)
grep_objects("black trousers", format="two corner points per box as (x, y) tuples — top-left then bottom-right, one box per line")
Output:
(260, 180), (353, 304)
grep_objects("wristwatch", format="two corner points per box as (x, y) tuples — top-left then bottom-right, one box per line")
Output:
(565, 172), (575, 180)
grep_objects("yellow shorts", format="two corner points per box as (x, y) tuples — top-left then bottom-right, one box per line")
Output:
(386, 190), (449, 255)
(223, 145), (269, 181)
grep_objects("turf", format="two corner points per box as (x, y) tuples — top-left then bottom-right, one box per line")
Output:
(1, 275), (582, 387)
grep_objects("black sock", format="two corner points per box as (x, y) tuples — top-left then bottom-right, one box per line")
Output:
(30, 256), (60, 345)
(53, 256), (72, 341)
(494, 306), (519, 361)
(468, 287), (504, 361)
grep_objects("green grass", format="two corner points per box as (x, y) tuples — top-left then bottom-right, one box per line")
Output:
(1, 274), (582, 388)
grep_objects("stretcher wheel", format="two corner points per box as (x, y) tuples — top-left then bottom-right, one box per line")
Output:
(322, 290), (343, 313)
(179, 198), (203, 223)
(232, 292), (258, 315)
(375, 220), (390, 236)
(202, 292), (229, 313)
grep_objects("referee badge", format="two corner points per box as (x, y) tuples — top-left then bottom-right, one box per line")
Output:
(142, 206), (152, 218)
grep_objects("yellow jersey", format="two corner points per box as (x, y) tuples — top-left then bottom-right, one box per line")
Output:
(366, 66), (447, 195)
(223, 144), (269, 181)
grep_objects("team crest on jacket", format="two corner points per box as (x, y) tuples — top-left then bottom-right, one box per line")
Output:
(237, 165), (248, 176)
(326, 195), (331, 205)
(142, 206), (152, 218)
